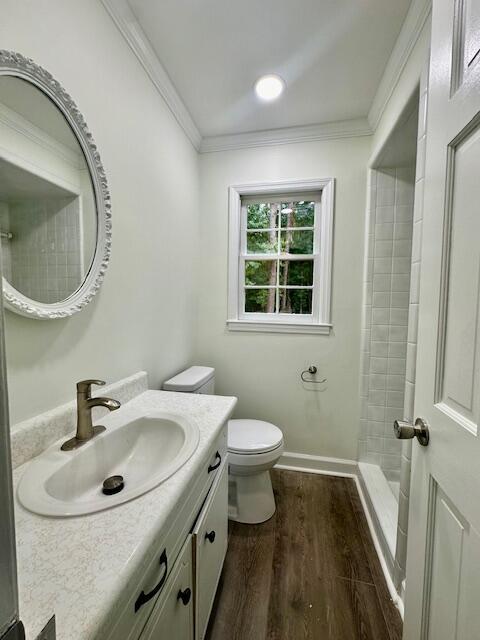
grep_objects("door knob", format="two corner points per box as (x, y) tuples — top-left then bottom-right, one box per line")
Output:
(394, 417), (429, 446)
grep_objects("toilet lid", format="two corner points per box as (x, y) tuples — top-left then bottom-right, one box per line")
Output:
(228, 419), (283, 454)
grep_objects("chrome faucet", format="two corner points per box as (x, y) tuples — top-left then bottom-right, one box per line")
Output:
(61, 380), (121, 451)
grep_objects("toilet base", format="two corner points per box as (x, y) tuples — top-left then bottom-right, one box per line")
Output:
(228, 470), (276, 524)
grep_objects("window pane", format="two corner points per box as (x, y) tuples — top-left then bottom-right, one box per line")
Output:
(247, 230), (278, 254)
(278, 288), (313, 314)
(245, 288), (276, 313)
(245, 260), (277, 286)
(247, 203), (278, 229)
(279, 260), (313, 286)
(281, 201), (315, 228)
(280, 230), (314, 254)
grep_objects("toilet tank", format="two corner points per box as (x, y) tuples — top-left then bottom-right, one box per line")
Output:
(163, 366), (215, 394)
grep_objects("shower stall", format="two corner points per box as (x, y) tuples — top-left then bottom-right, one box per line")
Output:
(357, 68), (428, 607)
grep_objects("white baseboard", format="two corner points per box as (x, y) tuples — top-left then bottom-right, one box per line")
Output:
(275, 451), (404, 619)
(275, 451), (358, 477)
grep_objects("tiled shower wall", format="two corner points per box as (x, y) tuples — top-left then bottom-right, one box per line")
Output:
(358, 166), (415, 481)
(0, 197), (83, 303)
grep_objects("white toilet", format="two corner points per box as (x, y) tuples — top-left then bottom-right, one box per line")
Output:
(163, 366), (284, 524)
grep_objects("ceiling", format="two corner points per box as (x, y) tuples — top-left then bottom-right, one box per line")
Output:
(127, 0), (412, 138)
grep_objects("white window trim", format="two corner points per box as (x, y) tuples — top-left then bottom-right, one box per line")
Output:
(227, 178), (334, 334)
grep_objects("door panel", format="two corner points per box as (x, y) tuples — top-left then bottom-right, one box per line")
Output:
(424, 484), (480, 640)
(437, 122), (480, 435)
(465, 1), (480, 68)
(426, 486), (467, 640)
(456, 525), (480, 639)
(403, 0), (480, 637)
(452, 0), (480, 92)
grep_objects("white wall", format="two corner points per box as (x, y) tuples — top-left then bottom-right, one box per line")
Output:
(370, 18), (431, 165)
(197, 137), (371, 460)
(0, 0), (200, 424)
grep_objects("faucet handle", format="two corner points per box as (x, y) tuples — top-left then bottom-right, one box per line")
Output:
(77, 379), (105, 395)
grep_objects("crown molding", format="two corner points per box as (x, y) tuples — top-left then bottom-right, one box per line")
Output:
(100, 0), (202, 150)
(368, 0), (432, 131)
(200, 118), (372, 153)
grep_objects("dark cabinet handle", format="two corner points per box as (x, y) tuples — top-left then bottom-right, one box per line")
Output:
(177, 587), (192, 606)
(205, 530), (216, 544)
(135, 549), (168, 612)
(208, 451), (221, 473)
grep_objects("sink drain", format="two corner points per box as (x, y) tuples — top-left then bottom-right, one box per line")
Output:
(102, 475), (125, 496)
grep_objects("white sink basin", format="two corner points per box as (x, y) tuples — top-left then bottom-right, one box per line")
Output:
(18, 411), (200, 517)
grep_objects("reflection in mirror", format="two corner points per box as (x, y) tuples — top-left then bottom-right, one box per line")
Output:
(0, 76), (96, 304)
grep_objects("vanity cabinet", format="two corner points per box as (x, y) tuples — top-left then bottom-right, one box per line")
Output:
(106, 426), (228, 640)
(140, 463), (228, 640)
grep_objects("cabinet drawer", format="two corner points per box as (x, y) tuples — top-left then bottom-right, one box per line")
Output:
(203, 431), (226, 486)
(140, 536), (194, 640)
(193, 462), (228, 640)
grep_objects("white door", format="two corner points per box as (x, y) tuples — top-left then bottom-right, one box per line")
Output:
(403, 0), (480, 638)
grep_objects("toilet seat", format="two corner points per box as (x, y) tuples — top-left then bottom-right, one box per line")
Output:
(228, 419), (283, 455)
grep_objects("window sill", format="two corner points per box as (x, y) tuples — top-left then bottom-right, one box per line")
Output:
(226, 320), (332, 335)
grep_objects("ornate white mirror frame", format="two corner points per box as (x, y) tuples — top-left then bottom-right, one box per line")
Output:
(0, 50), (112, 319)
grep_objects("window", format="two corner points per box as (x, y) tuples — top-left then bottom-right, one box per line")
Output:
(227, 179), (334, 334)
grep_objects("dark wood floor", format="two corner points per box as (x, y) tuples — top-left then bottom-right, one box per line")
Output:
(205, 470), (402, 640)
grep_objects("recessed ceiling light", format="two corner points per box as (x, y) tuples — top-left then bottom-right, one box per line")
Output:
(254, 74), (285, 101)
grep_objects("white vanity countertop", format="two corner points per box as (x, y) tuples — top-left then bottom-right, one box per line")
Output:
(12, 390), (236, 640)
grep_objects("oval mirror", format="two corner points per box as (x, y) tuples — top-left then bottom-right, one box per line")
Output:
(0, 51), (111, 319)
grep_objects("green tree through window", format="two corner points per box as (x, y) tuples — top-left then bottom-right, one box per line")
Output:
(245, 200), (315, 314)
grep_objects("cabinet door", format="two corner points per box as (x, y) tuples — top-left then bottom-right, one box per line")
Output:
(105, 428), (228, 640)
(193, 462), (228, 640)
(140, 536), (194, 640)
